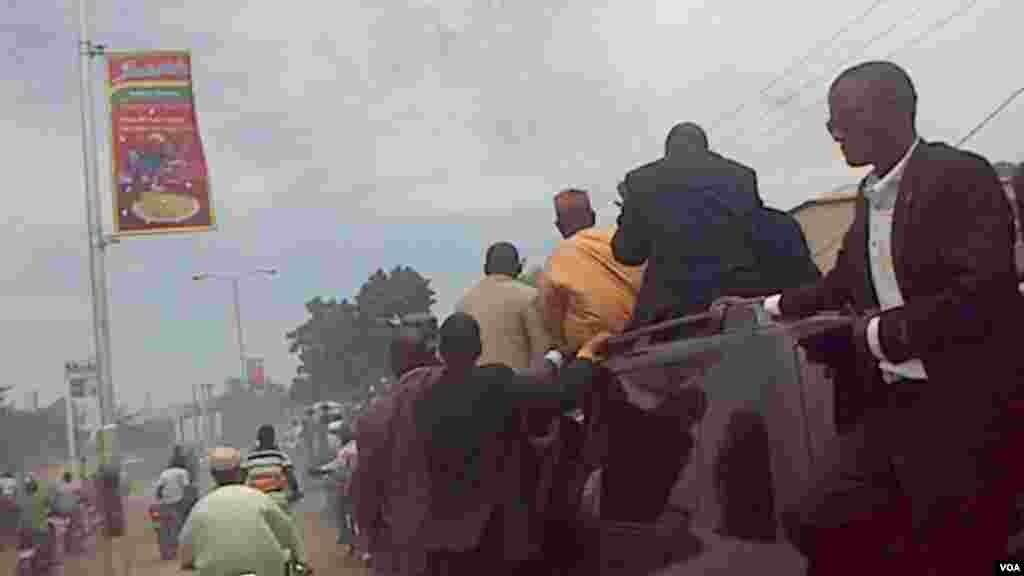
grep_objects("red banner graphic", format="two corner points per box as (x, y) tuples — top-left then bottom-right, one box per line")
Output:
(107, 51), (215, 235)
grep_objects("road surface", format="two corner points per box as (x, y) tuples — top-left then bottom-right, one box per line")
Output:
(0, 488), (368, 576)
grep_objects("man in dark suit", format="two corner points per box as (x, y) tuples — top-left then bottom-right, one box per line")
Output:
(613, 122), (761, 325)
(725, 61), (1022, 574)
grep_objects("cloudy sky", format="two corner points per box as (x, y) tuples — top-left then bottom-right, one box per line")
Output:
(3, 0), (1020, 411)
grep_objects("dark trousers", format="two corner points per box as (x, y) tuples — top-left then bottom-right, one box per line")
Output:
(781, 380), (1013, 575)
(601, 395), (696, 523)
(335, 489), (356, 545)
(538, 417), (587, 574)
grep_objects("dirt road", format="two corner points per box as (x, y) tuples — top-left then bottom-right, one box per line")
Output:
(1, 494), (368, 576)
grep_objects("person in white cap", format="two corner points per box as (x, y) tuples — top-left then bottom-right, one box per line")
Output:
(179, 446), (306, 576)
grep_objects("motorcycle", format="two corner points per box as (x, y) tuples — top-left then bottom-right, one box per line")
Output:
(286, 553), (313, 576)
(148, 503), (179, 560)
(61, 508), (86, 555)
(0, 494), (18, 550)
(14, 528), (52, 576)
(184, 549), (313, 576)
(46, 515), (70, 565)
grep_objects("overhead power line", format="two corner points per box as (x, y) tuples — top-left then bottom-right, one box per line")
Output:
(750, 3), (931, 139)
(709, 0), (891, 132)
(720, 1), (936, 148)
(957, 86), (1024, 147)
(755, 0), (984, 148)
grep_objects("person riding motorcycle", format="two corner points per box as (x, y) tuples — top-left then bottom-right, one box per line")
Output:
(0, 469), (16, 498)
(16, 475), (51, 558)
(0, 469), (18, 549)
(51, 471), (82, 553)
(154, 449), (192, 543)
(51, 472), (79, 518)
(241, 425), (303, 513)
(179, 446), (307, 576)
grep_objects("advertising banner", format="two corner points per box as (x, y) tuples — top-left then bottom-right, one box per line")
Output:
(107, 51), (214, 235)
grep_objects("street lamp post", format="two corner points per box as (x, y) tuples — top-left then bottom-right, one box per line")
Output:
(192, 269), (277, 387)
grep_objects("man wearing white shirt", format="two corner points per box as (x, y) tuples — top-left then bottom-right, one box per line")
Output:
(719, 61), (1022, 574)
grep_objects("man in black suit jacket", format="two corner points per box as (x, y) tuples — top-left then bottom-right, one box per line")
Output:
(613, 122), (761, 326)
(719, 61), (1023, 574)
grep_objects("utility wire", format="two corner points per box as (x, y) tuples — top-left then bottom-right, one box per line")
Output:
(753, 4), (930, 139)
(779, 0), (996, 214)
(709, 0), (890, 132)
(957, 86), (1024, 147)
(757, 0), (983, 148)
(721, 1), (932, 148)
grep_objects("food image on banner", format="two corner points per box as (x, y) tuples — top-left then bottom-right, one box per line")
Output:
(107, 51), (214, 235)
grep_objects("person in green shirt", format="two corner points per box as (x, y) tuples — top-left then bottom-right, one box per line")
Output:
(179, 446), (306, 576)
(17, 475), (51, 551)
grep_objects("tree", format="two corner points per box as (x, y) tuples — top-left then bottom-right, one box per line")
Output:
(289, 376), (315, 406)
(285, 266), (436, 403)
(518, 265), (543, 288)
(286, 297), (360, 403)
(353, 266), (436, 384)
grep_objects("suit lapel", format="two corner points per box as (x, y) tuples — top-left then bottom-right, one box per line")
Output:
(891, 141), (927, 297)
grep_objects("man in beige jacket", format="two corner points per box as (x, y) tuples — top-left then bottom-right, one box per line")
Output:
(456, 242), (553, 371)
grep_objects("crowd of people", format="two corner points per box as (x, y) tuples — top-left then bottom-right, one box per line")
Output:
(9, 57), (1021, 576)
(342, 59), (1024, 576)
(145, 425), (310, 575)
(1, 468), (94, 564)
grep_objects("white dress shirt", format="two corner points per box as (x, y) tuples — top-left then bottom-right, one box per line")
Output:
(765, 138), (926, 383)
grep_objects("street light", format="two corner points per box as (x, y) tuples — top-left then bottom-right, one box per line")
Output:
(191, 268), (277, 387)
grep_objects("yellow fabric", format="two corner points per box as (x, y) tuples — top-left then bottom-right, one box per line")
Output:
(539, 226), (645, 351)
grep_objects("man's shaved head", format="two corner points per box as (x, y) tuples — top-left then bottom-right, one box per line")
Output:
(553, 188), (596, 238)
(484, 241), (522, 277)
(665, 122), (709, 157)
(830, 61), (917, 120)
(827, 61), (918, 169)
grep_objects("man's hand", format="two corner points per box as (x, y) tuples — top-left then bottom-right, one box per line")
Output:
(854, 313), (878, 363)
(709, 295), (763, 315)
(578, 331), (613, 362)
(1018, 281), (1024, 296)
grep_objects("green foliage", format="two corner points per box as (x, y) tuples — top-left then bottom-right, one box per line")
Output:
(286, 266), (436, 403)
(517, 265), (543, 288)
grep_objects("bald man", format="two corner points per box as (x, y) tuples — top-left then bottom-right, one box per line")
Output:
(538, 188), (645, 351)
(736, 61), (1024, 574)
(613, 121), (761, 326)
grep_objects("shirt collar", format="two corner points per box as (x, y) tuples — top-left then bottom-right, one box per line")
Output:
(865, 138), (920, 198)
(483, 273), (516, 282)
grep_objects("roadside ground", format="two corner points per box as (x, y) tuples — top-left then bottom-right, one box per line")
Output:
(1, 493), (369, 576)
